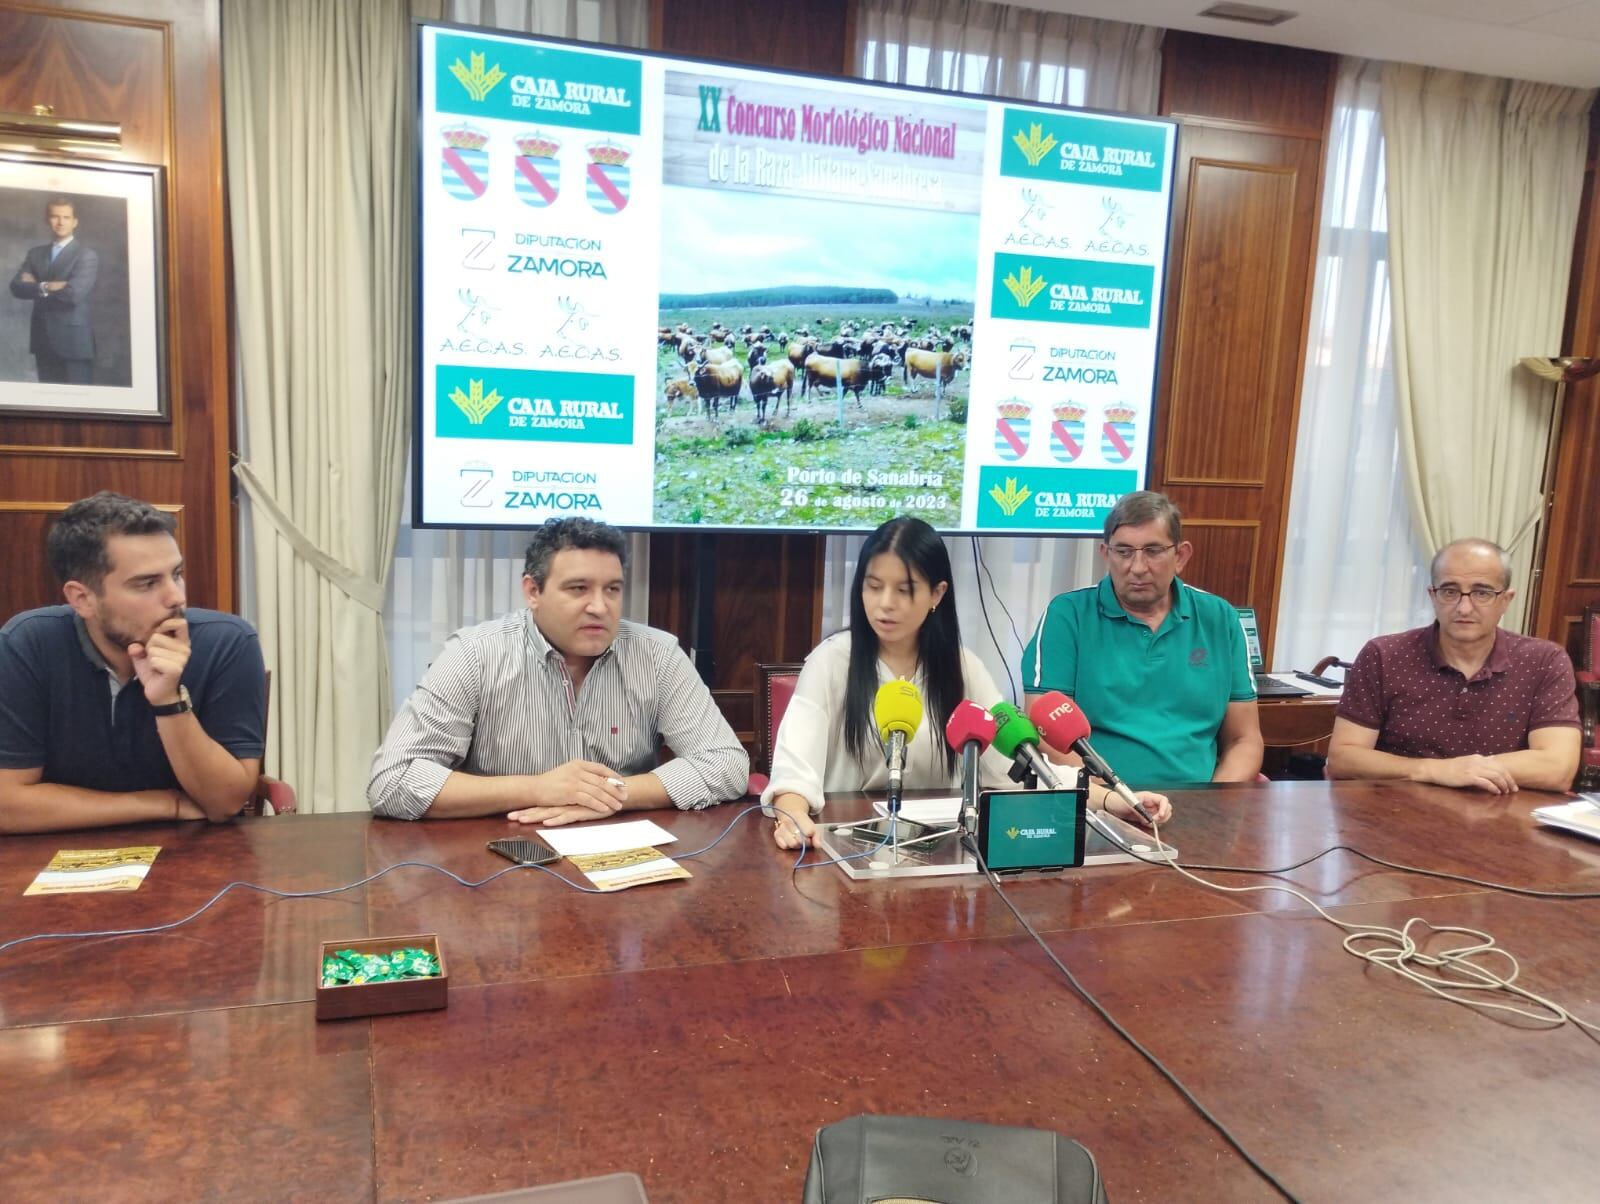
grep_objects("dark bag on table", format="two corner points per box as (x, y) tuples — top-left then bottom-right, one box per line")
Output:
(803, 1114), (1109, 1204)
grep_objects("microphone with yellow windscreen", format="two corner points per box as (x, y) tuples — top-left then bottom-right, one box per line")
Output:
(873, 680), (923, 816)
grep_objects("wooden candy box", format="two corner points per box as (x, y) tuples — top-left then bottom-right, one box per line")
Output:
(315, 933), (448, 1021)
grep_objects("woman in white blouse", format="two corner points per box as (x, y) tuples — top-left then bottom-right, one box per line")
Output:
(763, 516), (1015, 849)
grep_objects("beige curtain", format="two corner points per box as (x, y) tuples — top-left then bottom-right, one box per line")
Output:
(1382, 64), (1593, 631)
(847, 0), (1163, 699)
(225, 0), (437, 812)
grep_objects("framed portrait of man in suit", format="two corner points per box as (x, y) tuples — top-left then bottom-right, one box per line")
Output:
(0, 155), (167, 419)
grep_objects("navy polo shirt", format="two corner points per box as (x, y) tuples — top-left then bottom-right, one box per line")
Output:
(1020, 576), (1256, 786)
(0, 605), (266, 793)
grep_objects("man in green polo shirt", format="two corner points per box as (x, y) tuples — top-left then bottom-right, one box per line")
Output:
(1021, 491), (1263, 787)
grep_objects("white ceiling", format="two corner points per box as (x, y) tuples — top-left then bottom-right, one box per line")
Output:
(1026, 0), (1600, 88)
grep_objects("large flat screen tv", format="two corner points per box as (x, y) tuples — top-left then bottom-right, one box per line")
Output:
(416, 22), (1178, 534)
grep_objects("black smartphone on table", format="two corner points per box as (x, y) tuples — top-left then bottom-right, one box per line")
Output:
(487, 836), (561, 866)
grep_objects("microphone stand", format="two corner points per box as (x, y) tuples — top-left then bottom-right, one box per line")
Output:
(1007, 760), (1038, 790)
(959, 741), (980, 836)
(884, 731), (906, 850)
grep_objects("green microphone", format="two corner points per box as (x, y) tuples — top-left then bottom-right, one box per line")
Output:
(987, 701), (1064, 788)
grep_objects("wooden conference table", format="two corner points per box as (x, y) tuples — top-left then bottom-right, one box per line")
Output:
(2, 781), (1598, 1202)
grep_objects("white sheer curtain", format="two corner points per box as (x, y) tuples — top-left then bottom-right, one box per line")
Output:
(1382, 64), (1594, 633)
(446, 0), (646, 46)
(839, 0), (1164, 702)
(858, 0), (1162, 113)
(385, 0), (649, 713)
(1273, 59), (1432, 672)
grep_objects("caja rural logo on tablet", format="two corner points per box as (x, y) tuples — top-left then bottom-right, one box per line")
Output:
(436, 366), (634, 445)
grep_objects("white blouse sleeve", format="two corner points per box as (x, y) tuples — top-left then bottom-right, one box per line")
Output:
(959, 648), (1021, 790)
(760, 638), (847, 814)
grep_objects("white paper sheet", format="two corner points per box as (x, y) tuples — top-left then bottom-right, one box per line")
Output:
(1532, 799), (1600, 844)
(869, 768), (1083, 824)
(869, 797), (961, 823)
(537, 819), (679, 857)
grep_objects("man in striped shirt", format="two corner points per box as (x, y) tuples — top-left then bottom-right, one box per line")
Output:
(368, 519), (748, 822)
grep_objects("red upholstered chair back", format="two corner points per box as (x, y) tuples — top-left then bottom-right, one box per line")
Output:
(1578, 606), (1600, 791)
(1583, 605), (1600, 678)
(752, 662), (804, 777)
(245, 669), (297, 816)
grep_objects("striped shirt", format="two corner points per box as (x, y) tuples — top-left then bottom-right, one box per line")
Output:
(368, 609), (748, 819)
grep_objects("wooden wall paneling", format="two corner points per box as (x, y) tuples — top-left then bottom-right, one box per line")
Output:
(1161, 157), (1296, 486)
(652, 0), (849, 77)
(649, 530), (823, 754)
(1152, 32), (1334, 663)
(1534, 106), (1600, 654)
(1160, 34), (1332, 140)
(0, 0), (231, 623)
(0, 503), (78, 612)
(0, 497), (180, 613)
(1179, 518), (1258, 608)
(0, 8), (174, 460)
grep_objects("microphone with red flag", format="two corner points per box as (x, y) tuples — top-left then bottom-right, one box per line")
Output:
(1027, 692), (1156, 825)
(945, 700), (999, 833)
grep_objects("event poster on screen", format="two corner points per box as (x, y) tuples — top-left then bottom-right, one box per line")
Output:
(416, 25), (1176, 534)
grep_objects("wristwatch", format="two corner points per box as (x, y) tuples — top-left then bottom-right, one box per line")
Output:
(149, 686), (193, 716)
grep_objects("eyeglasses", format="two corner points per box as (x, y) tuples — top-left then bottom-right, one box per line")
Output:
(1428, 585), (1506, 606)
(1106, 543), (1176, 564)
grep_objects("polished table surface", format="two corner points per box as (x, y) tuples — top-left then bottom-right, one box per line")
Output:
(3, 782), (1599, 1202)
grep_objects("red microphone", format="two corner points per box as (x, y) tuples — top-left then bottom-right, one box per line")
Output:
(945, 699), (998, 752)
(1027, 692), (1155, 824)
(946, 700), (999, 833)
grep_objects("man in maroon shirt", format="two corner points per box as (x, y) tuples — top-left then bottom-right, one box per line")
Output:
(1327, 539), (1579, 793)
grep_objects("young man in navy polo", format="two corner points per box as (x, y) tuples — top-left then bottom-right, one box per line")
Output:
(0, 492), (266, 833)
(1328, 539), (1579, 793)
(1021, 490), (1264, 792)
